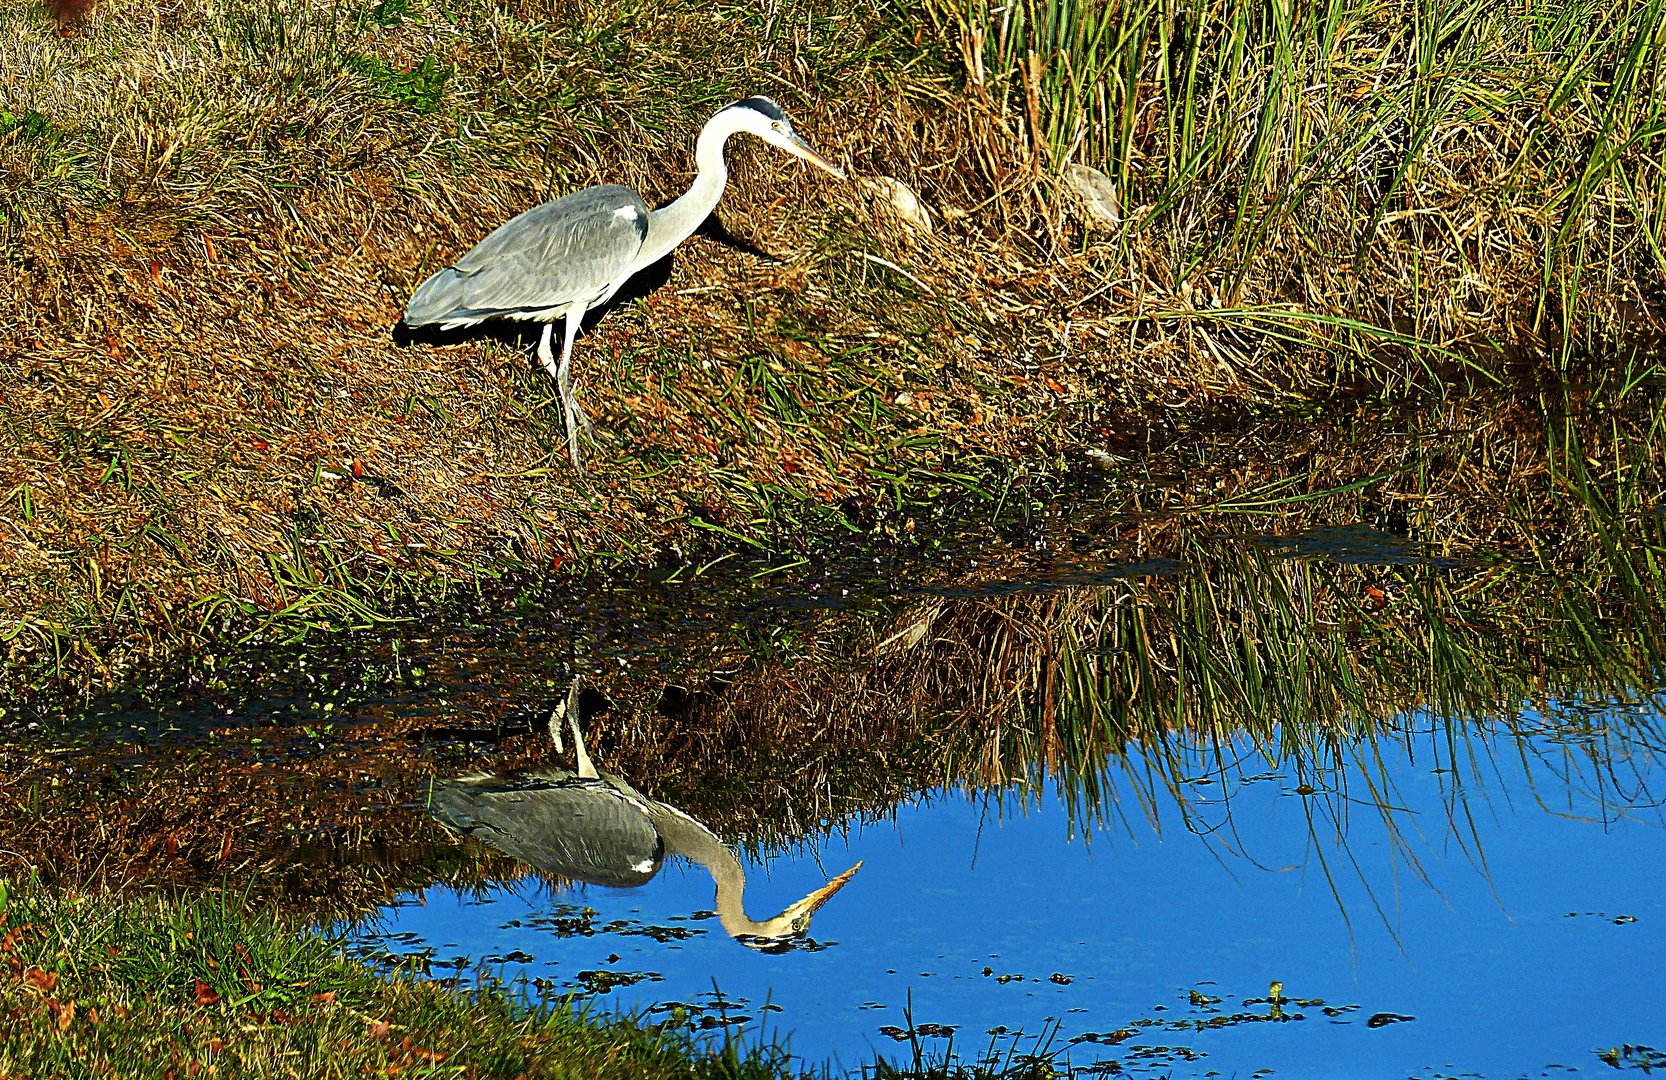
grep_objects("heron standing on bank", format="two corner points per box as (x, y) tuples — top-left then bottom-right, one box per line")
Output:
(403, 96), (846, 473)
(430, 681), (860, 948)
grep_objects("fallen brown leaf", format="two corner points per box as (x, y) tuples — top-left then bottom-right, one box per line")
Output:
(194, 979), (221, 1007)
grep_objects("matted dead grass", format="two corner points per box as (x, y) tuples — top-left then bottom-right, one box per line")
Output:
(3, 0), (1662, 699)
(1, 0), (991, 689)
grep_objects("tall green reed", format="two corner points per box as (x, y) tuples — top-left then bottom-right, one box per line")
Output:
(916, 0), (1666, 344)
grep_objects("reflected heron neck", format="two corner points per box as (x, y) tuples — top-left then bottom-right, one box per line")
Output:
(647, 802), (779, 939)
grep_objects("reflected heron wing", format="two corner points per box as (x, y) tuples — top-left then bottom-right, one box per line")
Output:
(404, 185), (650, 328)
(431, 777), (665, 888)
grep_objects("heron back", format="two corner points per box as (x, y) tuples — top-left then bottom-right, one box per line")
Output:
(431, 773), (665, 888)
(404, 184), (650, 328)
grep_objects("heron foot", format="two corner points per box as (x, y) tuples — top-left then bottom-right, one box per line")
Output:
(565, 426), (586, 473)
(571, 398), (596, 441)
(558, 391), (588, 474)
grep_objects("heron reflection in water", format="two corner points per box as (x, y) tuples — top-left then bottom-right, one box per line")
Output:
(430, 683), (860, 950)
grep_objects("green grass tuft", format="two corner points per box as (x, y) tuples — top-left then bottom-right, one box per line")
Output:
(342, 53), (453, 113)
(0, 877), (805, 1079)
(0, 107), (54, 140)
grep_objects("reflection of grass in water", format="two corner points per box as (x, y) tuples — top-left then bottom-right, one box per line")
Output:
(867, 995), (1071, 1080)
(943, 392), (1666, 792)
(902, 390), (1666, 936)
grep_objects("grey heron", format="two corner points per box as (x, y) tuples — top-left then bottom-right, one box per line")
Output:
(403, 96), (846, 473)
(429, 683), (860, 948)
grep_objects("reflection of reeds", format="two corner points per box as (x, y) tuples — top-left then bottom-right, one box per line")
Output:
(899, 393), (1666, 828)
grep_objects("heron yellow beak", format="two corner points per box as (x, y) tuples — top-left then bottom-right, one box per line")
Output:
(783, 860), (862, 919)
(787, 134), (847, 181)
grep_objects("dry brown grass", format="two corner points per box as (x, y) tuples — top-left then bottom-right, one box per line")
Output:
(0, 0), (990, 689)
(3, 0), (1663, 701)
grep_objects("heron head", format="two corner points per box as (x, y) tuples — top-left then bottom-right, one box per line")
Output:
(734, 860), (862, 951)
(726, 96), (847, 180)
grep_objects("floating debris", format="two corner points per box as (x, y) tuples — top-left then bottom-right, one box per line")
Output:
(1565, 911), (1639, 925)
(1071, 1029), (1136, 1045)
(1598, 1044), (1666, 1070)
(575, 968), (661, 995)
(878, 1022), (958, 1041)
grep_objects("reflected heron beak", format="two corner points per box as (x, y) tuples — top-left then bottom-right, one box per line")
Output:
(730, 861), (864, 951)
(783, 860), (862, 920)
(785, 134), (847, 180)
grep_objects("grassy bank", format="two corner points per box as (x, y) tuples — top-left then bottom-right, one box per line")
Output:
(3, 0), (1664, 698)
(0, 877), (796, 1078)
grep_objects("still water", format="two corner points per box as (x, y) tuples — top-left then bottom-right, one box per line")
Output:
(351, 706), (1666, 1076)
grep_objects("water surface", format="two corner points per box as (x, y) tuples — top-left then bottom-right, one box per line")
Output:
(18, 386), (1666, 1076)
(352, 707), (1666, 1076)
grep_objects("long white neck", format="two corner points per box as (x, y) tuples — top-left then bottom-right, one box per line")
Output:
(631, 109), (753, 273)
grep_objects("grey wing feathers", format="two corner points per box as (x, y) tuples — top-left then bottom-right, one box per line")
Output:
(430, 776), (665, 888)
(404, 184), (650, 328)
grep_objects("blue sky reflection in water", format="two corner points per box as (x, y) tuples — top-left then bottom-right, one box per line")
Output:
(353, 704), (1666, 1077)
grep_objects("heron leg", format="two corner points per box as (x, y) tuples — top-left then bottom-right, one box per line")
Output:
(553, 316), (595, 443)
(550, 677), (596, 778)
(547, 700), (565, 754)
(535, 321), (558, 379)
(568, 717), (597, 779)
(549, 312), (592, 472)
(568, 702), (598, 780)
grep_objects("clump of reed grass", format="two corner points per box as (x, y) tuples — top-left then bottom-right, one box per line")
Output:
(910, 0), (1666, 357)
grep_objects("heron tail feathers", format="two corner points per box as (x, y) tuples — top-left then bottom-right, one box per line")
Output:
(403, 267), (473, 327)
